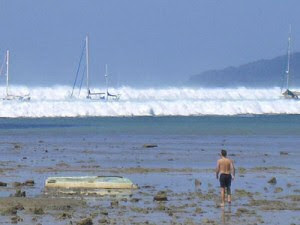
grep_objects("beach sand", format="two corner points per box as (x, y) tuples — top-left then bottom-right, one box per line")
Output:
(0, 132), (299, 225)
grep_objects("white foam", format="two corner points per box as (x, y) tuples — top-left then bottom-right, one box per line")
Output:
(0, 85), (299, 117)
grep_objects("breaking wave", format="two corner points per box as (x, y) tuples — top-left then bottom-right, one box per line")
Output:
(0, 86), (300, 117)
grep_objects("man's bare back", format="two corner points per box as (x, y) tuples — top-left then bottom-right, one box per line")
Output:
(217, 158), (234, 175)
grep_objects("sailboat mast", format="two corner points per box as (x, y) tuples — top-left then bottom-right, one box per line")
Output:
(6, 50), (9, 97)
(86, 35), (90, 96)
(105, 64), (108, 100)
(286, 25), (291, 90)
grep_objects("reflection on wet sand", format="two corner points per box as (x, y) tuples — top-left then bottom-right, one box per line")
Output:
(221, 205), (232, 224)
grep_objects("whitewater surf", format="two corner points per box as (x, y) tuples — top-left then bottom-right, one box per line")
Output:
(0, 86), (300, 117)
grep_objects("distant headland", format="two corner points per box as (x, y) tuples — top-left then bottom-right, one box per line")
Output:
(189, 52), (300, 87)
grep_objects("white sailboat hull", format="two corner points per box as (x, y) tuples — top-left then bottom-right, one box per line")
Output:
(45, 176), (137, 189)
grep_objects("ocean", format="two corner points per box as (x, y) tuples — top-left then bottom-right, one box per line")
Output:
(1, 114), (300, 135)
(1, 114), (300, 170)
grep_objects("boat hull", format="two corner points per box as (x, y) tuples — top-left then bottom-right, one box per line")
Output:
(282, 89), (299, 99)
(45, 176), (137, 189)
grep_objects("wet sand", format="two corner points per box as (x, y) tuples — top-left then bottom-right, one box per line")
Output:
(0, 133), (299, 224)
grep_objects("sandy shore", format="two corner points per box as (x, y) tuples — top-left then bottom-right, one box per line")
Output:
(0, 134), (299, 224)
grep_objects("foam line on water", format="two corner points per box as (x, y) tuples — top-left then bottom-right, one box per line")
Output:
(0, 86), (299, 117)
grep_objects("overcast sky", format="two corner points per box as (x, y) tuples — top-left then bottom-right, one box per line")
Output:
(0, 0), (299, 87)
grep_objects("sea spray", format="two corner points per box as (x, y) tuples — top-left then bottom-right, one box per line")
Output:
(0, 86), (299, 117)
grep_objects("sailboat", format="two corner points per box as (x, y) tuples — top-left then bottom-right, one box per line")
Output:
(104, 64), (120, 101)
(282, 26), (300, 99)
(0, 50), (30, 101)
(71, 36), (120, 101)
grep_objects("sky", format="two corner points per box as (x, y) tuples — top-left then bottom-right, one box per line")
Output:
(0, 0), (299, 87)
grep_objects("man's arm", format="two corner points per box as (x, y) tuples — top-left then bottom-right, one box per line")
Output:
(230, 160), (235, 180)
(216, 160), (220, 179)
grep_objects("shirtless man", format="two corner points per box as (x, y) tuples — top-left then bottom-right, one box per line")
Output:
(216, 149), (235, 207)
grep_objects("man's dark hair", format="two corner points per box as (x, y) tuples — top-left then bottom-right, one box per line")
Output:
(221, 149), (227, 157)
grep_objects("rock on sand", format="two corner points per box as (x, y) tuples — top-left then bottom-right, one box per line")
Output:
(77, 217), (93, 225)
(268, 177), (277, 184)
(154, 191), (168, 201)
(143, 144), (158, 148)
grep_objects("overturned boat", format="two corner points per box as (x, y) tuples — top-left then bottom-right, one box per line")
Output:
(45, 176), (137, 189)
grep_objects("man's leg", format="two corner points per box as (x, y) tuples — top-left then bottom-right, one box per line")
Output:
(220, 187), (225, 206)
(227, 187), (231, 203)
(227, 175), (232, 204)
